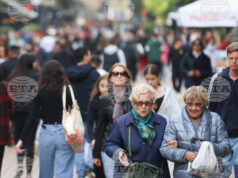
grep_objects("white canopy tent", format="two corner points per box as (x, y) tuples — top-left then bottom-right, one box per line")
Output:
(175, 0), (238, 27)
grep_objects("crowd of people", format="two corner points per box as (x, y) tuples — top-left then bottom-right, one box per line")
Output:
(0, 23), (237, 178)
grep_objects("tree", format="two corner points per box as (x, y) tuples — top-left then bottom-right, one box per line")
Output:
(142, 0), (196, 21)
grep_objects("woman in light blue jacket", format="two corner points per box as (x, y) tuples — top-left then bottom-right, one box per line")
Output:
(160, 86), (231, 178)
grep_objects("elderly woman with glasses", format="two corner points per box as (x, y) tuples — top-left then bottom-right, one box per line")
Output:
(104, 83), (170, 178)
(160, 86), (231, 178)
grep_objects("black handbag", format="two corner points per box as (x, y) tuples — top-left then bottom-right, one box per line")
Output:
(122, 125), (163, 178)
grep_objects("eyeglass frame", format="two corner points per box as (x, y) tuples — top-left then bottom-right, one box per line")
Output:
(134, 101), (153, 107)
(186, 102), (203, 108)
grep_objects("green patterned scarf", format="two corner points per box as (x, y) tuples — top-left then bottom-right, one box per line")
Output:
(132, 109), (156, 145)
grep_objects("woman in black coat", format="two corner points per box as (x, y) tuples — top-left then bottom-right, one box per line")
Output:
(93, 63), (132, 178)
(180, 38), (212, 88)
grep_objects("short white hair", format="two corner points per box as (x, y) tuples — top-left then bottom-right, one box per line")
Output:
(129, 83), (156, 103)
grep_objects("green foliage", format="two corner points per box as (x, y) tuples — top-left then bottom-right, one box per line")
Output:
(142, 0), (196, 21)
(56, 0), (75, 8)
(143, 20), (155, 34)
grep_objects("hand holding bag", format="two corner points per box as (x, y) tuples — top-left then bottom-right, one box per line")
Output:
(62, 85), (84, 153)
(122, 125), (163, 178)
(187, 141), (219, 177)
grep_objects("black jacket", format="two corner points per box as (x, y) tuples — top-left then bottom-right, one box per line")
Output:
(180, 51), (212, 88)
(52, 48), (75, 69)
(209, 67), (238, 138)
(87, 97), (101, 141)
(0, 57), (18, 80)
(93, 93), (132, 158)
(67, 64), (99, 121)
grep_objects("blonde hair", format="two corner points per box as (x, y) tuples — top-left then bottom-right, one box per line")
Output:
(183, 86), (209, 107)
(226, 42), (238, 55)
(129, 83), (156, 103)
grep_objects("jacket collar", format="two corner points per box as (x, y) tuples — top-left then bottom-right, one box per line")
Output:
(182, 107), (212, 142)
(125, 111), (161, 126)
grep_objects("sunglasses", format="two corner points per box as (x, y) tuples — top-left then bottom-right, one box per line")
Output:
(194, 42), (201, 46)
(134, 101), (153, 107)
(186, 102), (203, 108)
(112, 71), (127, 77)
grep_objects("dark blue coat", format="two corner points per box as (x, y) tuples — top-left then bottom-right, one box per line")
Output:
(209, 67), (238, 138)
(104, 111), (170, 178)
(67, 64), (99, 121)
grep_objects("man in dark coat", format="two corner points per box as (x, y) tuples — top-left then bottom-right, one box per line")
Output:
(67, 46), (99, 178)
(209, 42), (238, 178)
(52, 40), (75, 69)
(0, 46), (20, 80)
(180, 38), (212, 88)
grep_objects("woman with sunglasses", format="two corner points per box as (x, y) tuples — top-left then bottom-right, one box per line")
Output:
(104, 83), (170, 178)
(180, 38), (212, 88)
(144, 64), (180, 121)
(93, 63), (132, 178)
(160, 86), (231, 178)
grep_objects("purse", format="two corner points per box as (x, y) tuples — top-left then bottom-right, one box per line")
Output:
(122, 125), (163, 178)
(62, 85), (84, 153)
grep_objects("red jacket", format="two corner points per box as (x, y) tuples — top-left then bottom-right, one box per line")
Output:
(0, 82), (14, 145)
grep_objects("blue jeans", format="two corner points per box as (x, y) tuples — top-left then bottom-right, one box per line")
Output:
(101, 151), (115, 178)
(223, 137), (238, 178)
(38, 124), (74, 178)
(75, 123), (93, 178)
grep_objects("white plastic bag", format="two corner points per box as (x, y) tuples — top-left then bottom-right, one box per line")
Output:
(187, 141), (219, 177)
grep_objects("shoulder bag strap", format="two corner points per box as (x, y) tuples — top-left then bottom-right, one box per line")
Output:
(128, 125), (132, 158)
(62, 85), (67, 109)
(208, 72), (219, 100)
(68, 85), (76, 103)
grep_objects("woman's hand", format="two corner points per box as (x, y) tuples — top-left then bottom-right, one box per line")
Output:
(16, 140), (25, 154)
(168, 140), (178, 149)
(91, 139), (95, 149)
(118, 151), (129, 167)
(185, 151), (197, 162)
(93, 158), (102, 167)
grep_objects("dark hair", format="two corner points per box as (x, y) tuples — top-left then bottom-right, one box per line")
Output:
(192, 38), (204, 50)
(90, 55), (101, 68)
(144, 64), (160, 76)
(8, 45), (20, 54)
(8, 53), (36, 81)
(90, 75), (108, 100)
(74, 46), (90, 63)
(38, 60), (69, 92)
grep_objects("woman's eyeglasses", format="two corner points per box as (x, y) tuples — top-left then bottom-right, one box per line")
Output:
(112, 71), (127, 77)
(134, 101), (153, 107)
(186, 102), (203, 108)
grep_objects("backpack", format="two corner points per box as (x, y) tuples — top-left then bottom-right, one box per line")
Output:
(103, 50), (119, 72)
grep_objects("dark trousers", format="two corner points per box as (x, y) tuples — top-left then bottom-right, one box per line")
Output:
(172, 71), (183, 92)
(12, 111), (38, 173)
(0, 145), (5, 175)
(94, 164), (106, 178)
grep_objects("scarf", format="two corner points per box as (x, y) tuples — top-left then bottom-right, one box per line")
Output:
(112, 86), (127, 123)
(132, 109), (156, 145)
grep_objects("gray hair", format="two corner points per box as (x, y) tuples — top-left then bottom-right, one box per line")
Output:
(227, 42), (238, 55)
(129, 83), (156, 103)
(183, 86), (209, 107)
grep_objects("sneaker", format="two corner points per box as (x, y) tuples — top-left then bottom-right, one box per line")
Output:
(84, 167), (96, 178)
(14, 167), (23, 178)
